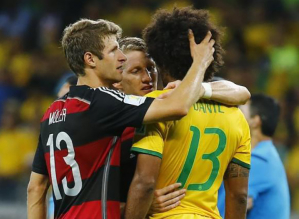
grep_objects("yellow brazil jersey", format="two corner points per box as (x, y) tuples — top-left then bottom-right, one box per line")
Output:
(132, 90), (251, 219)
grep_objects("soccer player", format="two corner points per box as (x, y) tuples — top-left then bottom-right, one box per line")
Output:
(27, 18), (215, 218)
(218, 94), (290, 219)
(125, 8), (251, 219)
(116, 37), (251, 214)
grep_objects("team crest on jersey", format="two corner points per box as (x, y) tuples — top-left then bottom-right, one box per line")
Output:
(124, 95), (146, 106)
(135, 125), (146, 135)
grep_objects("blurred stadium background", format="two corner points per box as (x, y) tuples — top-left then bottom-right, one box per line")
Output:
(0, 0), (298, 218)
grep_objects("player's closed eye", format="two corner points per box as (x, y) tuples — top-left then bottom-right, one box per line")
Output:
(131, 68), (139, 74)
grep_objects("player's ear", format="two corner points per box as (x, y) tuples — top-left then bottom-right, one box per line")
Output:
(113, 82), (123, 90)
(251, 115), (261, 129)
(84, 52), (96, 68)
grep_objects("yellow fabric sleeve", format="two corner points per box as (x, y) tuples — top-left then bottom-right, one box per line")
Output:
(131, 90), (170, 158)
(232, 114), (251, 169)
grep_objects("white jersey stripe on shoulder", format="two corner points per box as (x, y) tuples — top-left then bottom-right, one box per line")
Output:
(103, 87), (125, 98)
(98, 88), (123, 102)
(67, 97), (91, 105)
(53, 99), (66, 103)
(101, 87), (125, 98)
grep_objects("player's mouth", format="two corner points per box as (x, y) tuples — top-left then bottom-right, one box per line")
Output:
(141, 85), (153, 93)
(116, 65), (124, 73)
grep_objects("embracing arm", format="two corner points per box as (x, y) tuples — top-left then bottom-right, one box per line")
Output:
(27, 172), (50, 219)
(143, 30), (215, 123)
(224, 162), (249, 219)
(207, 80), (250, 105)
(125, 154), (161, 219)
(162, 80), (250, 106)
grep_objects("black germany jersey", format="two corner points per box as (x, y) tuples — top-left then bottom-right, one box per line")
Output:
(120, 127), (136, 202)
(32, 85), (154, 219)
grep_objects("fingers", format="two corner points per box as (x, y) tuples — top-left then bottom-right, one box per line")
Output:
(163, 80), (181, 90)
(155, 183), (182, 196)
(209, 39), (215, 47)
(163, 83), (176, 90)
(157, 90), (173, 99)
(159, 200), (181, 213)
(188, 29), (195, 46)
(155, 188), (186, 205)
(154, 193), (185, 212)
(189, 30), (214, 46)
(202, 31), (212, 44)
(158, 189), (186, 205)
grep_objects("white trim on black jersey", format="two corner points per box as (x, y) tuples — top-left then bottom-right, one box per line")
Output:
(53, 99), (66, 103)
(102, 87), (125, 98)
(96, 87), (124, 102)
(67, 97), (91, 105)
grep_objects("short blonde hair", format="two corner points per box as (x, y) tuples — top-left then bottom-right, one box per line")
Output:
(62, 19), (122, 76)
(119, 37), (146, 53)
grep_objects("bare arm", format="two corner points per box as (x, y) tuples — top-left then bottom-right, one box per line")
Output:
(224, 162), (249, 219)
(161, 80), (250, 105)
(208, 81), (250, 105)
(27, 172), (50, 219)
(143, 30), (215, 123)
(125, 154), (161, 219)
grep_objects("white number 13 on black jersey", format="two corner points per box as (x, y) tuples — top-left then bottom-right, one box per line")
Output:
(47, 132), (82, 200)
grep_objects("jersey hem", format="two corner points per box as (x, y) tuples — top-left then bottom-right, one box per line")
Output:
(231, 158), (251, 169)
(131, 148), (162, 159)
(32, 167), (49, 176)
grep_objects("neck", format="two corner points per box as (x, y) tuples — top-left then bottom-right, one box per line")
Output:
(77, 69), (112, 88)
(251, 129), (272, 150)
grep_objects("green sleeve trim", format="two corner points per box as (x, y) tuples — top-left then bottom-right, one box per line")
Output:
(231, 158), (251, 169)
(131, 147), (162, 159)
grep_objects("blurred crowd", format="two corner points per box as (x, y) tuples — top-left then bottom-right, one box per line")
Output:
(0, 0), (298, 217)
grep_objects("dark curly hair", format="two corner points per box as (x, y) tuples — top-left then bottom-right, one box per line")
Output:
(143, 7), (224, 82)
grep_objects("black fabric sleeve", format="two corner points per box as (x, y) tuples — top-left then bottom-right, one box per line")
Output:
(32, 135), (48, 175)
(120, 135), (136, 202)
(90, 88), (154, 134)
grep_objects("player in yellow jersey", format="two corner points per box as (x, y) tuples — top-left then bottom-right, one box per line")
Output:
(114, 37), (250, 215)
(125, 8), (251, 219)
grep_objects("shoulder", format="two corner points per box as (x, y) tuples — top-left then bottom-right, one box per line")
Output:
(252, 142), (278, 162)
(81, 86), (125, 104)
(251, 153), (268, 163)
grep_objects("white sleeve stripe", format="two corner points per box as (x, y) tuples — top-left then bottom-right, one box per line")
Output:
(107, 88), (125, 98)
(101, 87), (125, 98)
(53, 99), (66, 103)
(97, 87), (125, 99)
(67, 97), (91, 105)
(98, 88), (124, 101)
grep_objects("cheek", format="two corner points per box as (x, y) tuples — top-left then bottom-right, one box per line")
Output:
(122, 77), (135, 89)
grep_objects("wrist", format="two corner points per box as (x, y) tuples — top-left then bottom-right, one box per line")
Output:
(202, 82), (212, 99)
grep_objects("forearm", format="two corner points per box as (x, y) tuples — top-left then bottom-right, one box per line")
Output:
(166, 61), (206, 111)
(144, 62), (207, 123)
(225, 193), (247, 219)
(208, 81), (250, 105)
(27, 172), (49, 219)
(125, 177), (155, 219)
(27, 188), (48, 219)
(224, 163), (249, 219)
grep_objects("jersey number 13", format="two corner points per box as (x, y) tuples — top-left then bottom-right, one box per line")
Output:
(177, 126), (226, 191)
(47, 132), (82, 200)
